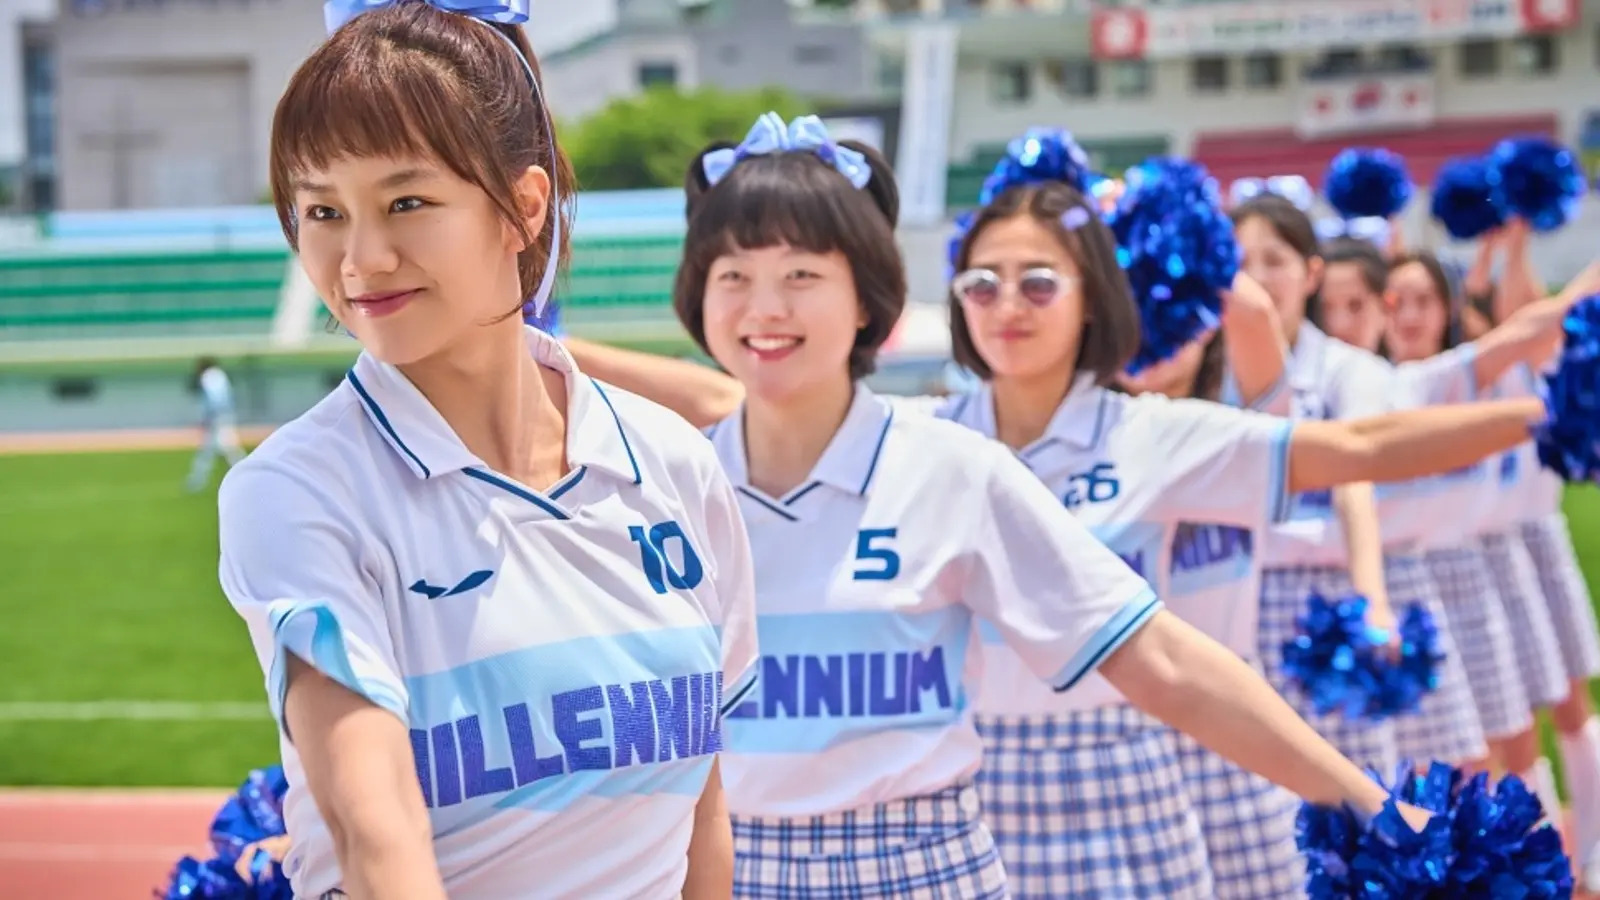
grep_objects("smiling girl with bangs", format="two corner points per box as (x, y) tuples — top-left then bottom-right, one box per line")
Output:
(223, 3), (761, 898)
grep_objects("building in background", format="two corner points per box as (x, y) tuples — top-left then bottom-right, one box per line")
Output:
(32, 0), (876, 211)
(1, 0), (56, 209)
(843, 0), (1594, 210)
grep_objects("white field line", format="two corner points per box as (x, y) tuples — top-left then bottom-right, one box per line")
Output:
(0, 701), (268, 722)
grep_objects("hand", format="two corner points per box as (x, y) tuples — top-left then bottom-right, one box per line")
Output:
(1365, 602), (1401, 659)
(1396, 800), (1433, 834)
(1221, 271), (1275, 319)
(1504, 216), (1531, 248)
(234, 834), (293, 881)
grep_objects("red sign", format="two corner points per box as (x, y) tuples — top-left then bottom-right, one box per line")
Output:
(1519, 0), (1577, 31)
(1090, 8), (1147, 60)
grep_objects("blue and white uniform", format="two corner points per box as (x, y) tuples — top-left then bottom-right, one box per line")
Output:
(1255, 322), (1401, 772)
(1387, 344), (1536, 741)
(220, 328), (759, 900)
(188, 364), (247, 490)
(940, 376), (1295, 900)
(1160, 372), (1305, 900)
(710, 386), (1155, 900)
(1520, 445), (1600, 684)
(1476, 366), (1569, 710)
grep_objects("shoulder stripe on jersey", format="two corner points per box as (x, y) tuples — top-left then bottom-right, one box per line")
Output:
(463, 468), (571, 520)
(734, 486), (799, 522)
(345, 371), (431, 478)
(589, 379), (643, 486)
(858, 409), (894, 495)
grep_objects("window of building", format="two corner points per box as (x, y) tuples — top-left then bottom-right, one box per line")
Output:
(1376, 43), (1430, 71)
(1511, 34), (1558, 75)
(1458, 39), (1500, 77)
(1108, 59), (1150, 97)
(637, 61), (678, 89)
(1046, 59), (1098, 99)
(795, 44), (837, 65)
(1191, 56), (1228, 93)
(1242, 53), (1281, 88)
(991, 62), (1032, 104)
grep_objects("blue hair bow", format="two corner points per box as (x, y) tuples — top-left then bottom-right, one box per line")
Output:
(325, 0), (528, 32)
(702, 112), (872, 190)
(1229, 174), (1315, 211)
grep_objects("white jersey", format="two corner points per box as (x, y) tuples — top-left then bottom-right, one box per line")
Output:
(939, 375), (1294, 714)
(218, 327), (759, 900)
(708, 386), (1154, 817)
(1262, 323), (1397, 568)
(1164, 368), (1292, 659)
(1482, 363), (1547, 529)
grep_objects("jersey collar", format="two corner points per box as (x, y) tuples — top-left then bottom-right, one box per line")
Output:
(1286, 321), (1329, 396)
(709, 383), (895, 499)
(951, 372), (1107, 453)
(345, 326), (642, 485)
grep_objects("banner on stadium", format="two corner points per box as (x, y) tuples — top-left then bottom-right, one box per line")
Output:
(1294, 73), (1437, 139)
(1090, 0), (1578, 60)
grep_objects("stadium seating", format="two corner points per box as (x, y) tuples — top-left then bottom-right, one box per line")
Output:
(0, 234), (686, 345)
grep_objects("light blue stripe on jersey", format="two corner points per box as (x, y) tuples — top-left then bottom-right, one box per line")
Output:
(1168, 524), (1254, 596)
(403, 625), (722, 828)
(724, 607), (970, 754)
(1266, 420), (1294, 523)
(267, 600), (409, 738)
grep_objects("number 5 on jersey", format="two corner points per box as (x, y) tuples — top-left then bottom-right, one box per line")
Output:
(630, 520), (704, 594)
(853, 528), (900, 581)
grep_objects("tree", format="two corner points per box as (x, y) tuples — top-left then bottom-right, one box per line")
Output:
(560, 85), (805, 191)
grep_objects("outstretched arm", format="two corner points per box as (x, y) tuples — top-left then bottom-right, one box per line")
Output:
(564, 337), (743, 428)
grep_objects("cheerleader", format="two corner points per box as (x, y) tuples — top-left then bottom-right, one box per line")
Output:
(938, 161), (1558, 899)
(224, 3), (758, 897)
(1111, 277), (1308, 898)
(629, 113), (1465, 899)
(1383, 247), (1592, 812)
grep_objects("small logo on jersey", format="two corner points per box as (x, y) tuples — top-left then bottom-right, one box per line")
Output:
(409, 570), (495, 599)
(1063, 462), (1120, 509)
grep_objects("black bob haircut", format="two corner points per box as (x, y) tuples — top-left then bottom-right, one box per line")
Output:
(672, 139), (904, 381)
(947, 181), (1141, 384)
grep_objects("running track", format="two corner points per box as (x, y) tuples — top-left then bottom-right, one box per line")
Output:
(1, 428), (1596, 896)
(0, 790), (224, 899)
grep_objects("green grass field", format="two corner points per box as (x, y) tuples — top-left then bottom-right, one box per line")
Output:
(1, 447), (1599, 787)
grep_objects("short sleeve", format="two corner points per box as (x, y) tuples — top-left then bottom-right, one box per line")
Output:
(698, 462), (759, 716)
(1391, 343), (1479, 409)
(1143, 397), (1295, 529)
(1327, 347), (1399, 417)
(961, 443), (1161, 692)
(218, 464), (407, 738)
(1220, 367), (1292, 416)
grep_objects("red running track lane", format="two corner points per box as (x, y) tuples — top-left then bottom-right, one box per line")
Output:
(0, 790), (226, 900)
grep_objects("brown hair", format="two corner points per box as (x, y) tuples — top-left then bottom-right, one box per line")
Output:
(1388, 250), (1463, 353)
(948, 182), (1140, 384)
(267, 2), (574, 319)
(673, 139), (904, 381)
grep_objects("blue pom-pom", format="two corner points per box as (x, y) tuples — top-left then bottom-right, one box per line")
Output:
(947, 210), (977, 278)
(1107, 157), (1235, 374)
(1367, 604), (1447, 720)
(978, 128), (1093, 207)
(1299, 761), (1573, 899)
(1489, 136), (1587, 233)
(1430, 156), (1507, 241)
(1283, 594), (1445, 722)
(1324, 148), (1414, 220)
(162, 766), (293, 900)
(1281, 592), (1383, 718)
(1534, 293), (1600, 482)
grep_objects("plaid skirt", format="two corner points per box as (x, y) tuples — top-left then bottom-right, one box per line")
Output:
(1479, 530), (1570, 708)
(1424, 546), (1534, 739)
(1384, 554), (1490, 766)
(1520, 514), (1600, 681)
(732, 782), (1007, 899)
(1258, 565), (1399, 773)
(975, 706), (1213, 900)
(1169, 727), (1305, 900)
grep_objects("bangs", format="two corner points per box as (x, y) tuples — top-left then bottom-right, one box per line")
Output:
(684, 153), (884, 262)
